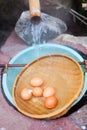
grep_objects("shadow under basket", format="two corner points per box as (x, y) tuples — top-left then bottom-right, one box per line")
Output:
(12, 54), (84, 119)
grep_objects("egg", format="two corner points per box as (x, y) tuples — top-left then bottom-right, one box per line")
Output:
(43, 87), (56, 98)
(32, 87), (43, 97)
(44, 96), (58, 109)
(30, 77), (44, 87)
(21, 88), (32, 100)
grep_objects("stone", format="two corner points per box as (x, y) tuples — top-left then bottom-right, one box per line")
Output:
(53, 34), (87, 48)
(70, 105), (87, 129)
(50, 34), (87, 55)
(15, 11), (67, 45)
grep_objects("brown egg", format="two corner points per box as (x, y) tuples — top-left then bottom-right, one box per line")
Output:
(32, 87), (43, 97)
(30, 77), (44, 87)
(21, 88), (32, 100)
(43, 87), (56, 98)
(44, 96), (58, 109)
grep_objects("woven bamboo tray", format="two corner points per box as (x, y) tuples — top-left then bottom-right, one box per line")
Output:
(12, 54), (84, 119)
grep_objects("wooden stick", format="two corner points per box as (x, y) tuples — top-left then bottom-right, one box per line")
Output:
(78, 61), (85, 65)
(0, 60), (87, 68)
(0, 64), (26, 68)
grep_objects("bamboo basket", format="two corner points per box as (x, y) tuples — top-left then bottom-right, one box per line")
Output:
(12, 54), (84, 119)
